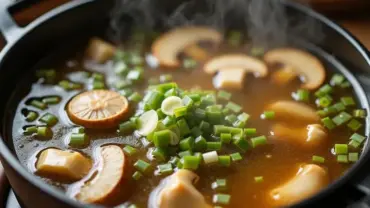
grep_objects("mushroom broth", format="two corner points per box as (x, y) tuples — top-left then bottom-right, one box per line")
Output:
(9, 27), (367, 208)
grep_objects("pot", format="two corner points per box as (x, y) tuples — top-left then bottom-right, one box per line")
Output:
(1, 0), (370, 207)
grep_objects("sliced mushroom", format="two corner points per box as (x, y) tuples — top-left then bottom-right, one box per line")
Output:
(76, 145), (130, 205)
(267, 101), (320, 124)
(36, 148), (92, 182)
(204, 54), (268, 77)
(213, 68), (246, 90)
(272, 123), (328, 147)
(152, 27), (222, 67)
(85, 38), (117, 63)
(271, 65), (298, 85)
(264, 48), (325, 89)
(149, 169), (211, 208)
(269, 164), (329, 207)
(183, 44), (210, 62)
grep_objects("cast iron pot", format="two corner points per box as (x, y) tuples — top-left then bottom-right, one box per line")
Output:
(1, 0), (370, 207)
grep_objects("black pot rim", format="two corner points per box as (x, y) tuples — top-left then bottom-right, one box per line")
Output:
(0, 0), (370, 207)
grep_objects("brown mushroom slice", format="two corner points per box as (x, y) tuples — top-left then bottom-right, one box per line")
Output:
(85, 38), (117, 63)
(152, 27), (222, 67)
(267, 101), (320, 124)
(149, 169), (211, 208)
(269, 164), (329, 207)
(213, 68), (247, 90)
(264, 48), (325, 89)
(36, 148), (92, 182)
(271, 65), (298, 85)
(76, 145), (130, 205)
(204, 54), (268, 77)
(183, 44), (210, 62)
(272, 123), (328, 147)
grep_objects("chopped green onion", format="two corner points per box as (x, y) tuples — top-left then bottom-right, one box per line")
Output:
(128, 92), (143, 102)
(199, 121), (211, 133)
(194, 136), (207, 152)
(191, 127), (202, 137)
(349, 140), (361, 149)
(42, 96), (60, 105)
(250, 47), (265, 56)
(132, 171), (143, 180)
(353, 109), (367, 118)
(114, 61), (128, 75)
(182, 155), (200, 170)
(36, 69), (56, 83)
(127, 69), (143, 81)
(36, 126), (52, 138)
(348, 152), (359, 162)
(30, 100), (47, 110)
(162, 116), (176, 127)
(174, 106), (188, 118)
(156, 109), (166, 120)
(169, 156), (180, 166)
(317, 95), (333, 108)
(230, 152), (243, 161)
(347, 119), (362, 131)
(293, 89), (310, 102)
(233, 136), (251, 153)
(153, 130), (172, 148)
(213, 194), (231, 205)
(340, 81), (351, 88)
(92, 81), (105, 89)
(123, 145), (137, 156)
(119, 88), (133, 97)
(317, 110), (328, 118)
(39, 113), (58, 126)
(332, 112), (352, 126)
(203, 151), (219, 164)
(261, 111), (275, 119)
(183, 58), (197, 69)
(144, 91), (165, 110)
(114, 79), (132, 89)
(118, 121), (136, 135)
(337, 155), (348, 164)
(178, 150), (192, 158)
(137, 110), (159, 136)
(155, 82), (178, 93)
(217, 90), (232, 101)
(134, 159), (151, 173)
(25, 111), (38, 122)
(220, 133), (232, 144)
(251, 136), (267, 148)
(92, 73), (104, 81)
(332, 102), (346, 112)
(214, 125), (229, 135)
(244, 128), (257, 137)
(177, 119), (191, 137)
(182, 96), (194, 107)
(158, 163), (173, 175)
(237, 113), (250, 123)
(69, 133), (88, 146)
(315, 84), (333, 97)
(228, 30), (242, 46)
(254, 176), (264, 183)
(225, 102), (242, 113)
(179, 137), (194, 151)
(194, 108), (206, 119)
(164, 88), (178, 97)
(206, 110), (222, 125)
(350, 133), (366, 144)
(161, 96), (184, 116)
(341, 97), (356, 107)
(335, 144), (348, 154)
(152, 147), (168, 162)
(330, 74), (345, 86)
(225, 114), (237, 125)
(207, 142), (222, 151)
(159, 74), (173, 83)
(23, 126), (38, 135)
(312, 155), (325, 164)
(211, 179), (228, 191)
(188, 93), (201, 102)
(321, 117), (336, 130)
(218, 155), (231, 167)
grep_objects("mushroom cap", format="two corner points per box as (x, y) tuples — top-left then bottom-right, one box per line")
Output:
(203, 54), (268, 77)
(264, 48), (326, 89)
(76, 145), (130, 205)
(67, 90), (129, 128)
(152, 26), (222, 67)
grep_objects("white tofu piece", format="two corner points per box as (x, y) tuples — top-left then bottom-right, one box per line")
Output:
(212, 68), (246, 90)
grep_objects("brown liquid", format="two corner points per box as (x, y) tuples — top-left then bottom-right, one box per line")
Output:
(9, 41), (361, 208)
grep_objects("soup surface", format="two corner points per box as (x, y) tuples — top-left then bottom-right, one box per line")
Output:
(9, 27), (367, 208)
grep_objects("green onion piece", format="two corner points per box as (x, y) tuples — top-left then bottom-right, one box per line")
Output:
(178, 150), (192, 158)
(132, 171), (143, 180)
(134, 159), (151, 173)
(177, 119), (191, 137)
(194, 108), (206, 120)
(92, 81), (105, 89)
(118, 121), (136, 135)
(317, 110), (328, 118)
(123, 145), (137, 156)
(233, 136), (251, 153)
(158, 163), (173, 175)
(230, 152), (243, 161)
(293, 89), (310, 102)
(114, 61), (128, 75)
(25, 111), (38, 122)
(144, 91), (165, 110)
(211, 179), (228, 191)
(347, 119), (362, 131)
(250, 47), (265, 56)
(213, 194), (231, 205)
(174, 106), (188, 118)
(159, 74), (173, 83)
(341, 97), (356, 107)
(169, 156), (180, 166)
(69, 133), (88, 146)
(199, 121), (211, 133)
(207, 142), (222, 151)
(229, 127), (243, 135)
(340, 81), (351, 88)
(335, 144), (348, 154)
(203, 151), (219, 164)
(337, 155), (348, 164)
(261, 111), (275, 120)
(194, 136), (207, 152)
(30, 100), (47, 110)
(324, 106), (337, 116)
(193, 152), (203, 164)
(348, 152), (359, 162)
(330, 74), (345, 86)
(128, 92), (142, 102)
(207, 110), (222, 125)
(152, 147), (168, 162)
(217, 90), (232, 101)
(182, 155), (200, 170)
(188, 93), (201, 102)
(155, 82), (178, 93)
(315, 84), (333, 97)
(349, 140), (361, 149)
(312, 155), (325, 164)
(42, 96), (60, 105)
(254, 176), (264, 183)
(179, 137), (194, 151)
(353, 109), (367, 118)
(228, 30), (242, 46)
(333, 102), (346, 112)
(191, 127), (202, 137)
(182, 96), (194, 107)
(350, 133), (366, 144)
(317, 95), (333, 108)
(76, 127), (85, 134)
(218, 155), (231, 167)
(183, 58), (197, 69)
(114, 79), (132, 89)
(214, 125), (230, 135)
(225, 114), (237, 125)
(127, 69), (143, 81)
(36, 69), (56, 83)
(36, 126), (52, 138)
(92, 73), (104, 81)
(244, 128), (257, 137)
(251, 136), (267, 148)
(321, 117), (336, 130)
(23, 126), (38, 135)
(119, 88), (133, 97)
(220, 133), (232, 144)
(225, 102), (242, 113)
(162, 116), (176, 127)
(164, 88), (178, 98)
(39, 113), (58, 126)
(237, 113), (250, 123)
(153, 130), (172, 148)
(332, 112), (352, 126)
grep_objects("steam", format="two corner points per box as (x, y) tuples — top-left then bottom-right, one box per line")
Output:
(110, 0), (323, 47)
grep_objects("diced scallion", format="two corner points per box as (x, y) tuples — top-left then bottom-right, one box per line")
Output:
(261, 111), (275, 120)
(213, 194), (231, 205)
(225, 102), (242, 113)
(230, 152), (243, 161)
(353, 109), (367, 118)
(218, 155), (231, 167)
(347, 119), (362, 131)
(39, 113), (58, 126)
(254, 176), (264, 183)
(330, 74), (345, 86)
(312, 155), (325, 164)
(211, 179), (228, 191)
(332, 112), (352, 126)
(341, 97), (355, 107)
(203, 151), (219, 164)
(251, 136), (267, 148)
(134, 159), (151, 173)
(30, 100), (47, 110)
(132, 171), (143, 180)
(293, 89), (310, 102)
(334, 144), (348, 154)
(337, 155), (348, 163)
(158, 163), (173, 175)
(348, 153), (359, 162)
(123, 145), (137, 156)
(69, 133), (88, 146)
(42, 96), (60, 104)
(321, 117), (336, 130)
(25, 111), (38, 122)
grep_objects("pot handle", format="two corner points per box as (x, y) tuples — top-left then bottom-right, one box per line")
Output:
(0, 3), (23, 43)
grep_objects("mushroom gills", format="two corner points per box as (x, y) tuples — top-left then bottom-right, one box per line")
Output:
(76, 145), (130, 205)
(213, 68), (247, 90)
(36, 148), (92, 182)
(149, 169), (211, 208)
(272, 123), (328, 147)
(264, 48), (326, 89)
(269, 164), (329, 207)
(85, 38), (116, 63)
(267, 100), (320, 124)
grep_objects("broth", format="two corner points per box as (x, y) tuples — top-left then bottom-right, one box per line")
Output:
(9, 28), (366, 208)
